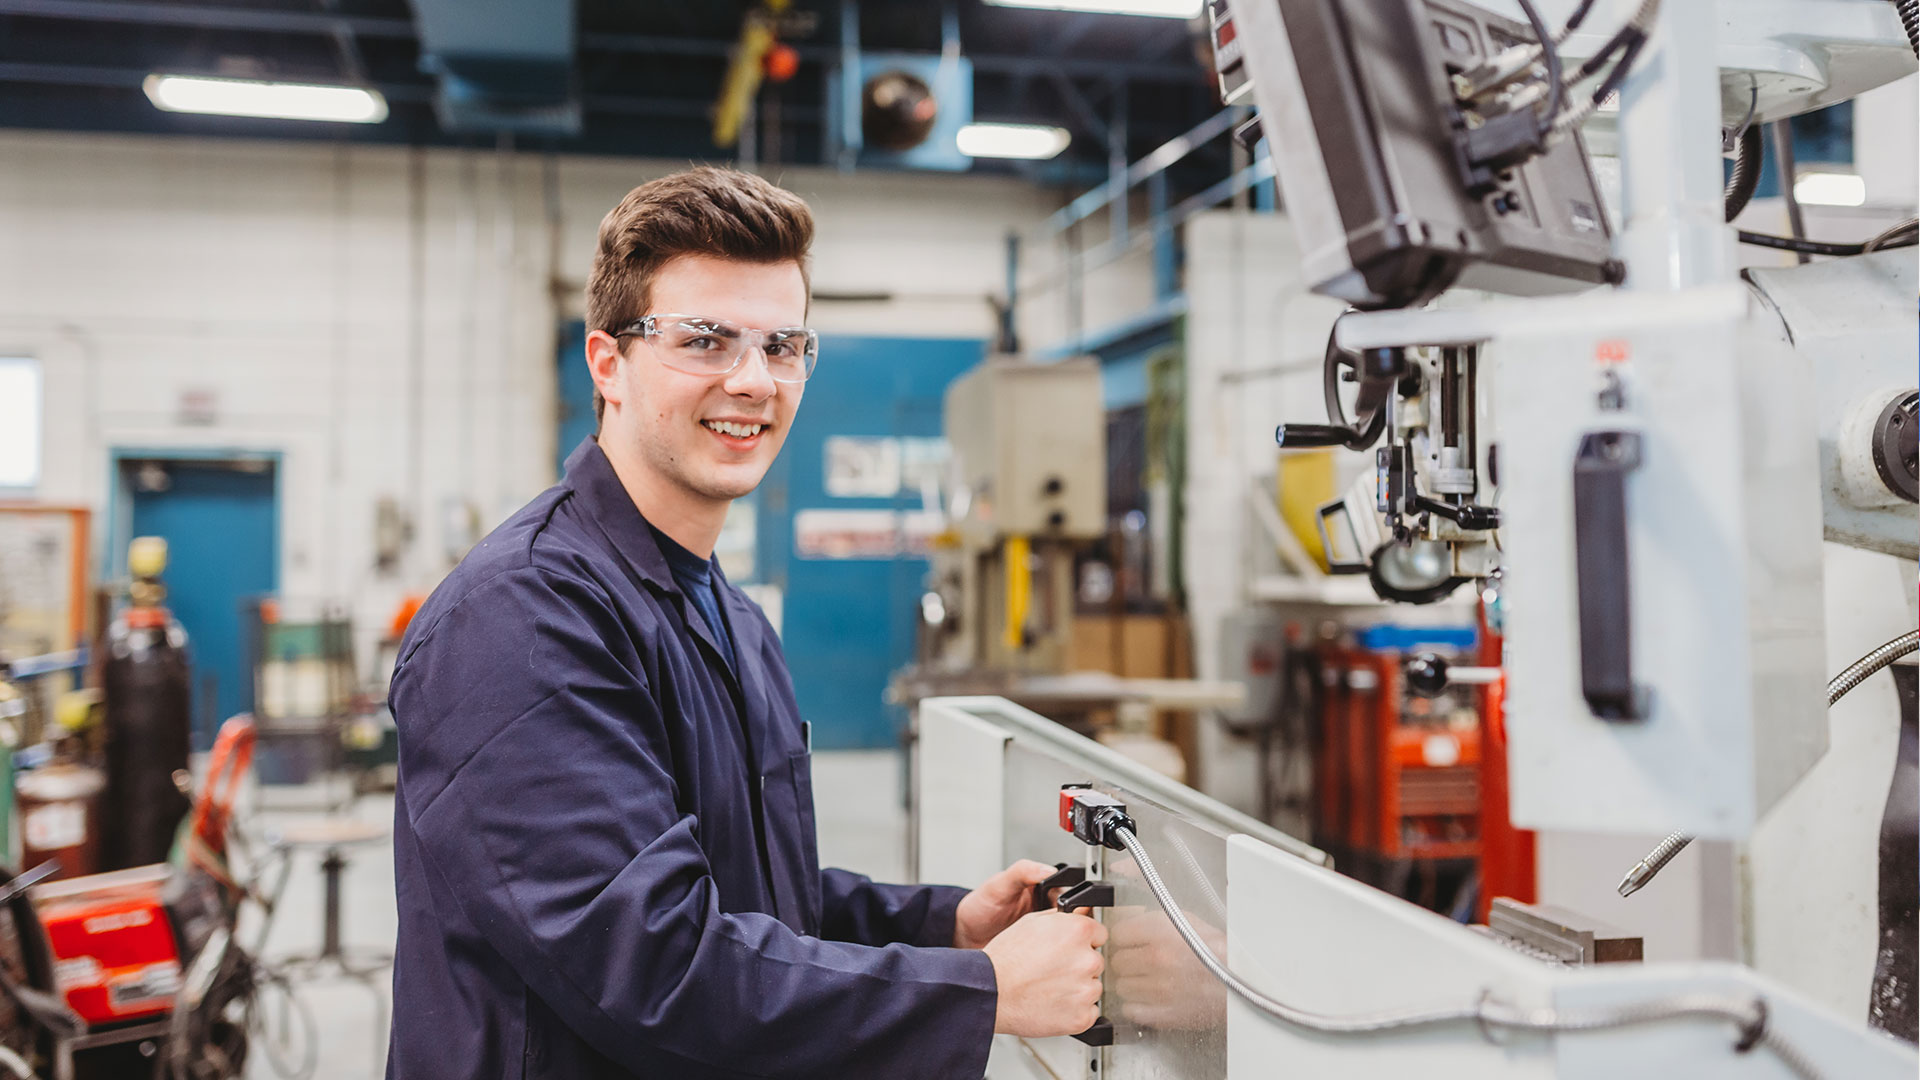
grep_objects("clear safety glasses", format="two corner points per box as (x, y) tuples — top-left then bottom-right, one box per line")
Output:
(614, 313), (820, 384)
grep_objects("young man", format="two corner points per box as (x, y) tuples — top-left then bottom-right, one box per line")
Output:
(388, 167), (1106, 1079)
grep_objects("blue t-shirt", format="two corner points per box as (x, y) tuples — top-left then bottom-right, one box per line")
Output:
(648, 524), (737, 671)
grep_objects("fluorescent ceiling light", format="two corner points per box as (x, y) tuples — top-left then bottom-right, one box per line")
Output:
(984, 0), (1203, 17)
(144, 74), (388, 124)
(1793, 171), (1866, 208)
(957, 123), (1071, 160)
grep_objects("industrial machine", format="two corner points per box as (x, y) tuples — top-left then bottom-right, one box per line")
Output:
(914, 0), (1917, 1076)
(1309, 626), (1485, 907)
(920, 695), (1914, 1080)
(0, 717), (262, 1080)
(915, 357), (1109, 679)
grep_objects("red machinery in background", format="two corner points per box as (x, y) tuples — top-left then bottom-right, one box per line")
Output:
(1307, 622), (1534, 920)
(1471, 627), (1537, 922)
(0, 716), (259, 1080)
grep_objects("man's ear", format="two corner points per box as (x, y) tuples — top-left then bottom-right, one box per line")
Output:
(586, 330), (627, 412)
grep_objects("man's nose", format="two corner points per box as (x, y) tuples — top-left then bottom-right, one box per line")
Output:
(722, 344), (778, 400)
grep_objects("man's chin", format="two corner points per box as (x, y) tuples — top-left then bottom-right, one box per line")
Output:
(689, 465), (770, 502)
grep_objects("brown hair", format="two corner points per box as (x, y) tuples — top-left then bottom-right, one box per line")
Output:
(585, 166), (815, 423)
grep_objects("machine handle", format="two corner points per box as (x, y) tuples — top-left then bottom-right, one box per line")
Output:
(1276, 423), (1364, 449)
(1030, 863), (1086, 914)
(1072, 1016), (1117, 1046)
(1573, 432), (1647, 721)
(1055, 880), (1116, 912)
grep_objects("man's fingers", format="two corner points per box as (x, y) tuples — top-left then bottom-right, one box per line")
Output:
(1000, 859), (1057, 889)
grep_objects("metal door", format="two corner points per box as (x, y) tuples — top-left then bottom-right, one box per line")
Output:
(120, 457), (278, 749)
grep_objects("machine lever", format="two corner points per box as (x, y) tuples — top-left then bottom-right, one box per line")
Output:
(1055, 880), (1116, 911)
(1276, 423), (1365, 449)
(1030, 863), (1086, 913)
(1072, 1016), (1117, 1046)
(1573, 431), (1648, 721)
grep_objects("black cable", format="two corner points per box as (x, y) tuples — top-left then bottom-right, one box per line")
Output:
(1867, 218), (1920, 251)
(1724, 123), (1764, 222)
(1738, 231), (1868, 257)
(1588, 32), (1644, 109)
(1515, 0), (1564, 134)
(1572, 22), (1642, 84)
(1894, 0), (1918, 56)
(1738, 221), (1916, 257)
(1562, 0), (1597, 35)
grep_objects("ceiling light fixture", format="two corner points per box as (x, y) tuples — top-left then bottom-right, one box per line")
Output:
(1792, 171), (1867, 208)
(143, 74), (388, 124)
(985, 0), (1202, 17)
(957, 122), (1071, 159)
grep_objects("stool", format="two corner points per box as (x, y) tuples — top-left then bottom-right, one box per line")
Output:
(266, 818), (392, 1075)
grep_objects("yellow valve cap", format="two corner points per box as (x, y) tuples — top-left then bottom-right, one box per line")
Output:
(55, 689), (100, 733)
(128, 536), (169, 579)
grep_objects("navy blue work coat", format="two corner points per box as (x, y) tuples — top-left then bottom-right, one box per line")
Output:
(388, 438), (997, 1079)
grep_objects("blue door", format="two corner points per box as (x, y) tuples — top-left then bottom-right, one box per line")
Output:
(757, 335), (984, 749)
(123, 458), (278, 749)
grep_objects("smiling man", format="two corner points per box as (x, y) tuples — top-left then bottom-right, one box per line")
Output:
(386, 167), (1107, 1079)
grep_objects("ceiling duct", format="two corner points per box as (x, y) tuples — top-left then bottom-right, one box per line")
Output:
(408, 0), (579, 135)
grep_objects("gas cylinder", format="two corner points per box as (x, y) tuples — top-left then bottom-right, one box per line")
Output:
(100, 537), (192, 871)
(16, 761), (105, 881)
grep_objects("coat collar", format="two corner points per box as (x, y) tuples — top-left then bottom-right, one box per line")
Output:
(560, 437), (679, 596)
(561, 437), (771, 719)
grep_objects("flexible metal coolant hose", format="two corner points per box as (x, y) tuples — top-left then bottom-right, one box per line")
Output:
(1618, 629), (1920, 897)
(1114, 826), (1821, 1078)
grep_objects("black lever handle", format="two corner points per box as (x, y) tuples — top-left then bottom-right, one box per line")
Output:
(1030, 863), (1086, 914)
(1073, 1016), (1117, 1046)
(1573, 431), (1648, 721)
(1056, 880), (1116, 912)
(1277, 423), (1364, 449)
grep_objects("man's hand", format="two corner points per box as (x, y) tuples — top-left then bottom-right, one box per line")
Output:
(953, 859), (1060, 949)
(982, 911), (1107, 1037)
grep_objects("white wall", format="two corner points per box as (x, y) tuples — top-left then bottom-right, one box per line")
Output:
(0, 129), (1125, 671)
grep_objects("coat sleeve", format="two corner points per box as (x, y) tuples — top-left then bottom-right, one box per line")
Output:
(819, 869), (971, 948)
(393, 568), (998, 1080)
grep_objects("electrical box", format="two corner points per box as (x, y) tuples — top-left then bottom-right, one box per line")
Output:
(943, 358), (1107, 541)
(1495, 285), (1828, 840)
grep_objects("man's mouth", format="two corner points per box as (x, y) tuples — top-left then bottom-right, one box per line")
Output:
(702, 419), (768, 439)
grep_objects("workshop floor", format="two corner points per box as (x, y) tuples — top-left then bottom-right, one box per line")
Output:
(238, 750), (907, 1079)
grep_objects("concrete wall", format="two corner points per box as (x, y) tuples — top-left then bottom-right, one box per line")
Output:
(0, 129), (1129, 668)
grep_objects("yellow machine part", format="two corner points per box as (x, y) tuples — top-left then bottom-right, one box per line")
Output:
(1277, 450), (1336, 571)
(1003, 534), (1031, 650)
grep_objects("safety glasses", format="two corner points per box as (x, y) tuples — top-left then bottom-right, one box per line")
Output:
(614, 313), (819, 384)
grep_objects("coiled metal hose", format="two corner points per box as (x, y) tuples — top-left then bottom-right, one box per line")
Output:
(1618, 628), (1920, 897)
(1114, 826), (1821, 1078)
(1894, 0), (1918, 56)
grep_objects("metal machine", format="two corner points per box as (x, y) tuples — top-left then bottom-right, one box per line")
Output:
(916, 357), (1109, 679)
(920, 696), (1914, 1080)
(913, 0), (1917, 1076)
